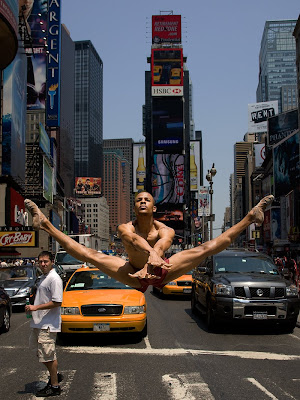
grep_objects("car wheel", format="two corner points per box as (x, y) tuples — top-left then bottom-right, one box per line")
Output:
(281, 317), (297, 333)
(1, 308), (10, 333)
(206, 299), (217, 331)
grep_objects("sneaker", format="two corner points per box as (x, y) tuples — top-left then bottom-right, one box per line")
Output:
(46, 373), (64, 387)
(36, 385), (61, 397)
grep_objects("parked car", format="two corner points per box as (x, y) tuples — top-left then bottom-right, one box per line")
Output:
(153, 271), (193, 297)
(59, 267), (147, 339)
(54, 250), (87, 281)
(0, 287), (12, 333)
(191, 249), (300, 331)
(0, 265), (42, 307)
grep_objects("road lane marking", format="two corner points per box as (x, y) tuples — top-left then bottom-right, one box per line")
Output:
(61, 347), (300, 361)
(144, 335), (152, 349)
(2, 345), (300, 360)
(162, 373), (215, 400)
(289, 334), (300, 341)
(92, 373), (117, 400)
(246, 378), (278, 399)
(2, 368), (17, 377)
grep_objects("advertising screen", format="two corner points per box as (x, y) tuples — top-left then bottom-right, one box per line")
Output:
(132, 143), (146, 193)
(152, 154), (185, 204)
(198, 187), (210, 217)
(0, 228), (37, 247)
(2, 51), (27, 180)
(268, 109), (298, 146)
(46, 0), (61, 127)
(24, 0), (48, 110)
(248, 101), (278, 133)
(152, 48), (183, 86)
(43, 156), (53, 203)
(9, 188), (27, 227)
(152, 97), (184, 154)
(152, 15), (181, 44)
(254, 143), (266, 168)
(190, 141), (200, 191)
(75, 177), (102, 196)
(273, 131), (300, 197)
(155, 204), (184, 231)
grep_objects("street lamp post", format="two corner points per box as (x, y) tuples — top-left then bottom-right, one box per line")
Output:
(206, 163), (217, 241)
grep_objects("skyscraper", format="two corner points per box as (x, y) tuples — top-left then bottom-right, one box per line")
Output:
(256, 20), (297, 113)
(74, 40), (103, 179)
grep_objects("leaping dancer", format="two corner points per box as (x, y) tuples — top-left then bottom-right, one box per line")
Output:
(25, 193), (274, 293)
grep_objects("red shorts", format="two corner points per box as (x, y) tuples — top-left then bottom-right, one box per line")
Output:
(133, 261), (169, 293)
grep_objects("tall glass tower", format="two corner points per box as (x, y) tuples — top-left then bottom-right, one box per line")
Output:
(256, 20), (297, 113)
(74, 41), (103, 178)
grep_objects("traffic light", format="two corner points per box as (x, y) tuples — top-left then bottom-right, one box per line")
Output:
(198, 233), (202, 245)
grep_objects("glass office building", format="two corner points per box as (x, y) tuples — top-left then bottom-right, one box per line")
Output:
(256, 20), (297, 113)
(74, 41), (103, 178)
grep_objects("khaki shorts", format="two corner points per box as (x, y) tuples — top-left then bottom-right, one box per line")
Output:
(29, 328), (57, 363)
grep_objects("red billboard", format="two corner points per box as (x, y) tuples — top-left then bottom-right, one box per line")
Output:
(152, 15), (181, 44)
(75, 177), (102, 196)
(9, 188), (27, 227)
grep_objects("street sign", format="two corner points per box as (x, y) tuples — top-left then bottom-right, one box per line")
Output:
(252, 230), (260, 239)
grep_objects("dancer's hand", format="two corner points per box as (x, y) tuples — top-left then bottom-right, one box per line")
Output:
(147, 250), (172, 270)
(128, 264), (158, 279)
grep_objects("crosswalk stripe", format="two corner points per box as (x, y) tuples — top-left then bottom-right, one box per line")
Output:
(246, 378), (279, 400)
(92, 373), (117, 400)
(162, 373), (215, 400)
(30, 369), (76, 399)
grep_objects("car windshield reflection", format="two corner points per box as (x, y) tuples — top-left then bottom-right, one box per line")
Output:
(0, 266), (34, 280)
(66, 270), (131, 291)
(214, 256), (279, 275)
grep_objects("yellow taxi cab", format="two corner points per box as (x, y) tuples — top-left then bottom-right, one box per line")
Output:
(152, 271), (193, 297)
(169, 68), (181, 85)
(153, 65), (163, 83)
(60, 267), (147, 337)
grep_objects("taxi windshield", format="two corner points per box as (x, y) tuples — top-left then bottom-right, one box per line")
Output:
(66, 270), (131, 291)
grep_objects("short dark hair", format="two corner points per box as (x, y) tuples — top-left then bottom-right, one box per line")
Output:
(38, 251), (54, 262)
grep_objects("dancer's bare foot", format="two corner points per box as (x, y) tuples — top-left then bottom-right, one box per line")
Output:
(250, 195), (274, 227)
(24, 199), (47, 230)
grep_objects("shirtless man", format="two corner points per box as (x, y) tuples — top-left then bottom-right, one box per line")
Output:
(25, 193), (274, 293)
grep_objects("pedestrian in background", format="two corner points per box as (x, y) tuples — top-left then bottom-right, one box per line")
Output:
(25, 251), (63, 397)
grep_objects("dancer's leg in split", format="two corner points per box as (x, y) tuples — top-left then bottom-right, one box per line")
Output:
(24, 200), (142, 287)
(163, 195), (274, 283)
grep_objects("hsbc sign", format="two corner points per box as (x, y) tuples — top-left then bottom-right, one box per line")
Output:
(152, 86), (183, 96)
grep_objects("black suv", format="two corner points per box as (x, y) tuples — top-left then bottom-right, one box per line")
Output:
(191, 249), (300, 331)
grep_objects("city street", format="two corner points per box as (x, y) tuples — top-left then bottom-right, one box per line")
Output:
(1, 291), (300, 400)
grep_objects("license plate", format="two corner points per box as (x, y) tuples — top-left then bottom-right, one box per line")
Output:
(93, 323), (110, 332)
(183, 288), (192, 294)
(253, 312), (268, 320)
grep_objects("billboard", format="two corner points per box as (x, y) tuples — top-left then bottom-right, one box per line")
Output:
(273, 131), (300, 197)
(75, 177), (102, 196)
(155, 204), (184, 231)
(2, 51), (27, 180)
(39, 122), (50, 158)
(46, 0), (61, 127)
(152, 154), (185, 204)
(25, 0), (48, 110)
(9, 188), (27, 227)
(254, 143), (265, 168)
(0, 0), (18, 69)
(152, 15), (181, 44)
(152, 97), (184, 153)
(43, 156), (53, 203)
(248, 101), (278, 133)
(132, 143), (146, 193)
(0, 227), (37, 247)
(151, 48), (183, 96)
(198, 187), (210, 217)
(190, 141), (200, 191)
(268, 109), (298, 146)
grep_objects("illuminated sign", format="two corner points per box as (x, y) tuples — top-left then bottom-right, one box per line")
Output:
(0, 227), (37, 247)
(75, 177), (102, 196)
(151, 48), (183, 88)
(152, 15), (181, 44)
(46, 0), (61, 127)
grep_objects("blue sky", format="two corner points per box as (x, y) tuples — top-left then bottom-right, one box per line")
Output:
(62, 0), (299, 236)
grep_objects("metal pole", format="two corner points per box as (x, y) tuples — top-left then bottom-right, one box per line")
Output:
(210, 181), (213, 241)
